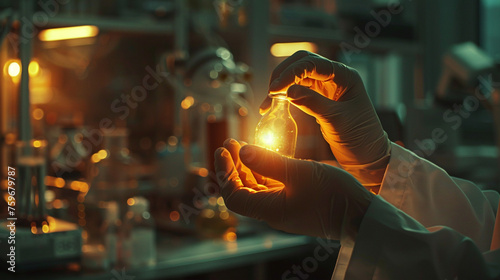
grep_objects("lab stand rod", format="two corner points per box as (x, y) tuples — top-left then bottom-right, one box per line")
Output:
(174, 0), (188, 54)
(173, 0), (189, 136)
(19, 0), (34, 142)
(46, 16), (174, 34)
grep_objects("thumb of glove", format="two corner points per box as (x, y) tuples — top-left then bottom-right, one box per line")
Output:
(240, 144), (311, 187)
(240, 144), (289, 182)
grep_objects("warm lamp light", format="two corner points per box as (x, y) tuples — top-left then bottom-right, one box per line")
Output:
(39, 25), (99, 41)
(5, 60), (41, 79)
(270, 42), (318, 57)
(29, 61), (40, 76)
(7, 61), (21, 77)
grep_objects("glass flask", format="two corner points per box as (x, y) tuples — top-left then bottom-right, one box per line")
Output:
(255, 94), (297, 157)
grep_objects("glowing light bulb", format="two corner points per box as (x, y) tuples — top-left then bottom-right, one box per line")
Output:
(255, 94), (297, 157)
(29, 61), (40, 76)
(7, 61), (21, 77)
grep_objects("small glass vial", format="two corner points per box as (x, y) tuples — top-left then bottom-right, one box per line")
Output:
(255, 94), (297, 157)
(82, 201), (118, 271)
(123, 196), (156, 268)
(103, 201), (119, 269)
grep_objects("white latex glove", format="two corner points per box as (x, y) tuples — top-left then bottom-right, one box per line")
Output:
(260, 51), (390, 188)
(214, 138), (373, 240)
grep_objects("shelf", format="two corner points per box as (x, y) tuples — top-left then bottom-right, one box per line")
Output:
(45, 15), (173, 34)
(268, 24), (420, 54)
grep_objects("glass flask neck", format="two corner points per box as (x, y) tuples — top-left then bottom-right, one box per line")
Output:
(269, 95), (290, 114)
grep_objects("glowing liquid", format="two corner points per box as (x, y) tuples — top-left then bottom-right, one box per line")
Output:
(255, 95), (297, 157)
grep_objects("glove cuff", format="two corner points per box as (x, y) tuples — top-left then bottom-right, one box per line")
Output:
(340, 141), (392, 191)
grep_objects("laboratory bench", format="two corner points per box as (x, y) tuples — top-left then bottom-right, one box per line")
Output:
(3, 230), (338, 280)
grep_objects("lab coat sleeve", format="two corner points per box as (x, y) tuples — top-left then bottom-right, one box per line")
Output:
(378, 142), (499, 252)
(344, 195), (500, 279)
(332, 142), (500, 279)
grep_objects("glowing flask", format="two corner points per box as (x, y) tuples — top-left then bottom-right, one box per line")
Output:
(255, 94), (297, 157)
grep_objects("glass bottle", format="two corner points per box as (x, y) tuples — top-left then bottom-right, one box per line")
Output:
(103, 201), (119, 269)
(255, 94), (297, 157)
(81, 201), (118, 271)
(122, 196), (156, 268)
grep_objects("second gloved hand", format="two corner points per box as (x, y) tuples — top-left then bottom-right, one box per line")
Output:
(214, 139), (373, 240)
(261, 51), (391, 188)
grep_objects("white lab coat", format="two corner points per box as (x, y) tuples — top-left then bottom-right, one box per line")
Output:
(333, 143), (500, 279)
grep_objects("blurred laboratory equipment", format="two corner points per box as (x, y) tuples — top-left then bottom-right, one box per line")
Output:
(123, 196), (156, 268)
(155, 136), (186, 196)
(81, 201), (119, 270)
(405, 42), (500, 182)
(16, 139), (48, 228)
(480, 0), (500, 62)
(49, 123), (88, 180)
(436, 42), (500, 173)
(0, 139), (82, 270)
(436, 42), (496, 150)
(255, 94), (298, 158)
(195, 196), (238, 240)
(103, 201), (120, 267)
(149, 46), (254, 239)
(183, 47), (253, 172)
(58, 0), (176, 19)
(272, 0), (336, 28)
(337, 0), (416, 39)
(437, 42), (496, 101)
(83, 128), (140, 270)
(86, 128), (137, 194)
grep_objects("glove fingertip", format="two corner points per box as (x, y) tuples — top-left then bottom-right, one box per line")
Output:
(259, 107), (270, 116)
(259, 97), (272, 115)
(286, 84), (306, 99)
(214, 147), (232, 174)
(214, 147), (230, 158)
(269, 78), (281, 91)
(239, 144), (259, 165)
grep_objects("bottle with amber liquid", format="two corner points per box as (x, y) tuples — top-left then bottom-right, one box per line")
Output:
(255, 93), (297, 157)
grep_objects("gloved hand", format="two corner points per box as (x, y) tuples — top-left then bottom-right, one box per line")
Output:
(214, 138), (373, 240)
(260, 51), (391, 189)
